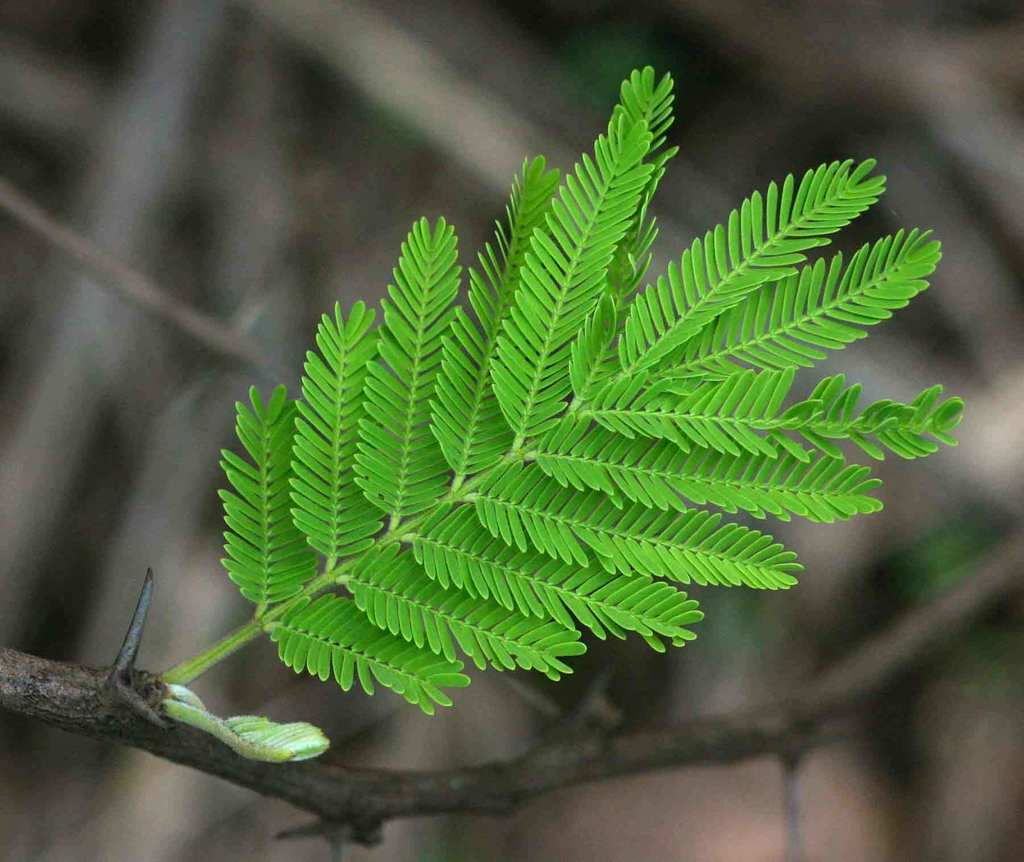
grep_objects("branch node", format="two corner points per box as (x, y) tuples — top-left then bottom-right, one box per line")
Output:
(104, 568), (167, 729)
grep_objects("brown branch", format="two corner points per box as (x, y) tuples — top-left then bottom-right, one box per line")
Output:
(2, 532), (1021, 842)
(0, 177), (271, 374)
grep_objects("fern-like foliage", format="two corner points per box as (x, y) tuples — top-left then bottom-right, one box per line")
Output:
(431, 157), (560, 483)
(291, 302), (381, 565)
(799, 374), (963, 460)
(613, 160), (885, 379)
(491, 115), (655, 443)
(356, 218), (461, 523)
(671, 230), (941, 380)
(349, 546), (584, 679)
(472, 464), (800, 588)
(568, 69), (678, 403)
(606, 67), (677, 298)
(271, 595), (469, 715)
(584, 367), (816, 459)
(534, 419), (882, 523)
(219, 386), (317, 608)
(412, 505), (703, 648)
(582, 366), (963, 464)
(195, 66), (964, 722)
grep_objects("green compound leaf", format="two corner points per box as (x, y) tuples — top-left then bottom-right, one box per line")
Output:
(798, 375), (965, 460)
(584, 368), (814, 460)
(535, 419), (883, 523)
(198, 66), (965, 719)
(356, 218), (461, 523)
(350, 546), (585, 679)
(569, 293), (620, 403)
(605, 66), (677, 301)
(584, 367), (963, 464)
(491, 116), (654, 444)
(291, 301), (382, 564)
(671, 229), (941, 380)
(413, 505), (703, 650)
(472, 464), (801, 589)
(613, 66), (676, 166)
(615, 159), (885, 378)
(271, 595), (470, 715)
(432, 157), (560, 482)
(219, 386), (317, 608)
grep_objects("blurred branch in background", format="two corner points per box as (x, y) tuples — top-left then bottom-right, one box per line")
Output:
(243, 0), (575, 198)
(0, 178), (268, 371)
(0, 0), (226, 644)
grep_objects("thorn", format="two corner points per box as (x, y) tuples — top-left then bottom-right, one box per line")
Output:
(105, 568), (167, 729)
(112, 567), (154, 679)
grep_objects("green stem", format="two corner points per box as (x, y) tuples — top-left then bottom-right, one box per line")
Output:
(162, 568), (342, 685)
(162, 620), (262, 685)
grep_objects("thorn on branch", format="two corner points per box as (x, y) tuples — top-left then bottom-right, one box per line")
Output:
(111, 567), (153, 678)
(104, 567), (167, 729)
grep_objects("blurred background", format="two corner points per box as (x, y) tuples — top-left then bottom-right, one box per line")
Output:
(0, 1), (1022, 860)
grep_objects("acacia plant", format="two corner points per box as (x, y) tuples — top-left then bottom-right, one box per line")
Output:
(159, 67), (962, 758)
